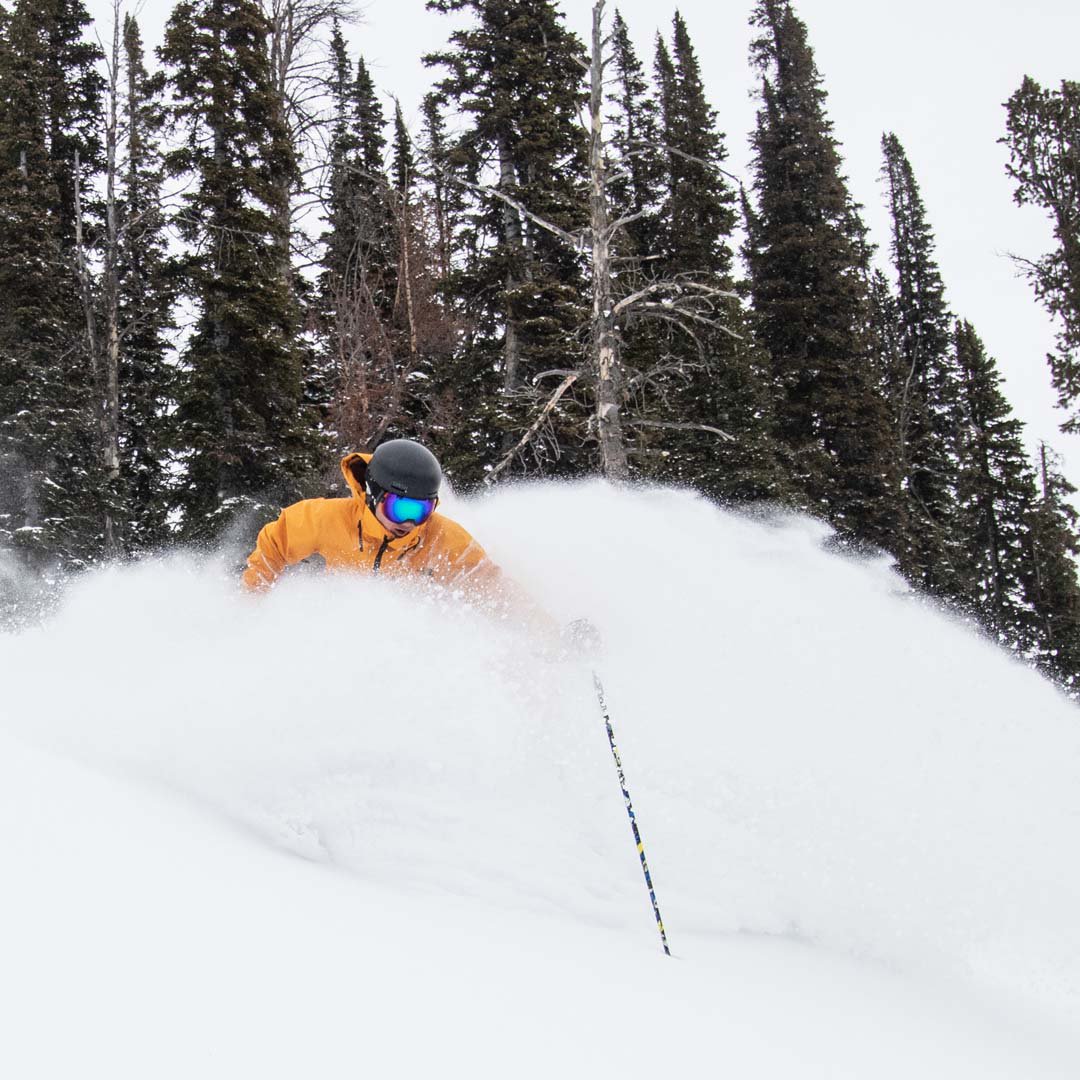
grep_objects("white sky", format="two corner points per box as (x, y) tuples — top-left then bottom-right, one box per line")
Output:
(96, 0), (1080, 477)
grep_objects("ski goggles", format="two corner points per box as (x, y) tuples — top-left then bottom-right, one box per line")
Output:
(381, 491), (437, 526)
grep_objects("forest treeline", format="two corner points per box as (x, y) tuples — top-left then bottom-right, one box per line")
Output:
(2, 0), (1080, 692)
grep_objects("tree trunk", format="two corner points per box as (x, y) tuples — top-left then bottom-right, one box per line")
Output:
(497, 132), (524, 391)
(588, 0), (629, 481)
(74, 149), (118, 555)
(102, 5), (123, 556)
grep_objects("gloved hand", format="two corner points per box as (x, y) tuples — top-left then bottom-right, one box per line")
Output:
(561, 617), (603, 659)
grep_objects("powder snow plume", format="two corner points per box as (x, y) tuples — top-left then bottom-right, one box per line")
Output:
(3, 481), (1080, 1077)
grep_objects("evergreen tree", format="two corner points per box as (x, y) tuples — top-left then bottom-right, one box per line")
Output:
(317, 41), (410, 452)
(389, 102), (459, 446)
(114, 15), (177, 551)
(658, 13), (734, 276)
(39, 0), (104, 245)
(311, 22), (360, 439)
(605, 10), (661, 257)
(425, 0), (589, 484)
(635, 13), (781, 503)
(1002, 77), (1080, 431)
(419, 90), (461, 282)
(745, 0), (898, 547)
(324, 50), (394, 314)
(1025, 443), (1080, 691)
(880, 132), (965, 595)
(0, 1), (67, 563)
(0, 0), (105, 568)
(392, 99), (413, 198)
(350, 54), (394, 297)
(161, 0), (320, 537)
(952, 320), (1040, 649)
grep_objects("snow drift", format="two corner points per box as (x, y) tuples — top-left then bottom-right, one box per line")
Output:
(2, 481), (1079, 1077)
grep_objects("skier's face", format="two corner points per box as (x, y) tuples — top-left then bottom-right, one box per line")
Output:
(374, 498), (419, 539)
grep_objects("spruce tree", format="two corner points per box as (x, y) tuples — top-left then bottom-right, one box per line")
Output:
(745, 0), (898, 547)
(952, 320), (1040, 649)
(1002, 77), (1080, 431)
(1025, 443), (1080, 691)
(880, 132), (965, 595)
(39, 0), (104, 245)
(323, 51), (394, 317)
(114, 15), (177, 551)
(419, 91), (461, 282)
(392, 100), (413, 199)
(0, 0), (105, 568)
(390, 102), (459, 447)
(605, 10), (662, 257)
(0, 1), (68, 563)
(425, 0), (589, 484)
(659, 13), (734, 276)
(311, 22), (359, 437)
(161, 0), (320, 537)
(351, 55), (394, 299)
(635, 13), (781, 503)
(317, 42), (412, 453)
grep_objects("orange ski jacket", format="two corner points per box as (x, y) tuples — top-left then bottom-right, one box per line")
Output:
(243, 453), (513, 608)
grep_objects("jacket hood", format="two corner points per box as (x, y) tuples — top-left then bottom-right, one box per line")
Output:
(340, 452), (373, 501)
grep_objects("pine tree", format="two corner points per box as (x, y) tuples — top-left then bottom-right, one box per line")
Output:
(0, 0), (106, 568)
(389, 102), (459, 447)
(425, 0), (589, 484)
(605, 10), (661, 257)
(1002, 77), (1080, 431)
(311, 22), (360, 438)
(745, 0), (898, 547)
(114, 15), (177, 551)
(659, 13), (734, 276)
(0, 1), (68, 563)
(419, 91), (461, 282)
(634, 13), (781, 503)
(161, 0), (321, 537)
(351, 55), (394, 298)
(35, 0), (105, 245)
(392, 100), (413, 199)
(1025, 443), (1080, 691)
(880, 132), (965, 595)
(324, 51), (394, 314)
(952, 320), (1040, 649)
(317, 42), (411, 452)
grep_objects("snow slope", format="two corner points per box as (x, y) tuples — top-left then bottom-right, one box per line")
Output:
(2, 482), (1079, 1077)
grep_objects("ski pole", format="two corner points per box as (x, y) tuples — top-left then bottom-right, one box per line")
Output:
(592, 670), (671, 956)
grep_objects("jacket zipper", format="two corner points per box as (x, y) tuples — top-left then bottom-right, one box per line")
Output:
(373, 535), (391, 573)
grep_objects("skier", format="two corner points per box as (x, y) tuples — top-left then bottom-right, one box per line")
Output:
(242, 438), (591, 646)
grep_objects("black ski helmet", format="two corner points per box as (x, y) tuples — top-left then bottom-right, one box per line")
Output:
(366, 439), (442, 502)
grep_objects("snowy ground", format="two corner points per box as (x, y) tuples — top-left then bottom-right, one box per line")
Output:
(3, 482), (1080, 1077)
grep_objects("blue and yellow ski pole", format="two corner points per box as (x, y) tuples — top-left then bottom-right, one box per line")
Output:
(592, 671), (671, 957)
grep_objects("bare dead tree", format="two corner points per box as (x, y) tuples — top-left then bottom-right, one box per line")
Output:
(587, 0), (629, 481)
(101, 3), (124, 553)
(72, 147), (115, 555)
(259, 0), (358, 275)
(74, 8), (133, 563)
(329, 178), (458, 451)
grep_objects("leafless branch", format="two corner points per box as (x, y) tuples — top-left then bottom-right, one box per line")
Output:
(484, 372), (580, 485)
(625, 419), (737, 443)
(449, 173), (585, 250)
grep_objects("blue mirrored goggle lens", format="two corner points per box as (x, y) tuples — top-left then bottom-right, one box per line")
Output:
(382, 492), (435, 525)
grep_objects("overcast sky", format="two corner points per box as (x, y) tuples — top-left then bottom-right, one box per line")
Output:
(96, 0), (1080, 476)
